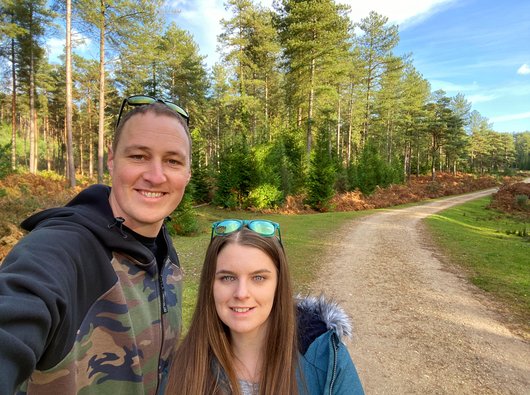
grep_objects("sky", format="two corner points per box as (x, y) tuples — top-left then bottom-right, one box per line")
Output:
(50, 0), (530, 133)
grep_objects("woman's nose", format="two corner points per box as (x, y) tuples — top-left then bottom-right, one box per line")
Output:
(234, 279), (250, 299)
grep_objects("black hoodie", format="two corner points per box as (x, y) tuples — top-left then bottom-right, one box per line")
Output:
(0, 184), (183, 395)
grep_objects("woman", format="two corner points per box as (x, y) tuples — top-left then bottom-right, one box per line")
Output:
(166, 219), (364, 394)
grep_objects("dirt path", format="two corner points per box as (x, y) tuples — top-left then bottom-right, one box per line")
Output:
(310, 189), (530, 395)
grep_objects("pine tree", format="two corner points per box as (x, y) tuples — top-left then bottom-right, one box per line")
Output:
(276, 0), (351, 158)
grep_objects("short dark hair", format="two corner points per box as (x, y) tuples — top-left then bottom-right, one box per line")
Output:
(112, 102), (191, 154)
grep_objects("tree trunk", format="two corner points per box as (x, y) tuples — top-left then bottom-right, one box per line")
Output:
(10, 35), (17, 171)
(45, 116), (51, 171)
(347, 81), (354, 164)
(336, 85), (341, 157)
(66, 0), (76, 187)
(97, 1), (106, 184)
(29, 4), (36, 173)
(306, 57), (315, 159)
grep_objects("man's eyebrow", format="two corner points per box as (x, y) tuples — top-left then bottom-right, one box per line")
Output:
(122, 145), (187, 156)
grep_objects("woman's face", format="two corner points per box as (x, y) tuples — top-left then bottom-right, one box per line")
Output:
(213, 243), (278, 341)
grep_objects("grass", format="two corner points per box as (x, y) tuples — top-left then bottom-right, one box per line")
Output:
(172, 205), (373, 329)
(424, 197), (530, 332)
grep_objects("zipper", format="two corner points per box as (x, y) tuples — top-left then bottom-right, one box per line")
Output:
(158, 273), (168, 314)
(155, 257), (169, 394)
(329, 334), (339, 394)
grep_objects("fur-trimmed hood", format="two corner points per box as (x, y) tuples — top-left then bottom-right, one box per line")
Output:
(296, 295), (352, 355)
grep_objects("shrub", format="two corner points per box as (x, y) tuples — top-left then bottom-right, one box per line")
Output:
(213, 138), (257, 208)
(305, 128), (336, 211)
(167, 191), (199, 236)
(515, 194), (528, 208)
(245, 184), (283, 210)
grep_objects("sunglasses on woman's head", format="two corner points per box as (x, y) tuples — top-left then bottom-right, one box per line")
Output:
(115, 94), (190, 129)
(211, 219), (281, 242)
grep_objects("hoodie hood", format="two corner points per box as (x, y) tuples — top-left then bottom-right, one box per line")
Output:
(296, 295), (352, 354)
(20, 184), (156, 265)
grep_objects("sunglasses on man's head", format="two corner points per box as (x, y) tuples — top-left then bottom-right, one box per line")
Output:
(115, 94), (190, 129)
(211, 219), (281, 242)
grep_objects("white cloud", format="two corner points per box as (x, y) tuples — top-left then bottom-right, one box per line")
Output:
(466, 93), (498, 104)
(342, 0), (459, 26)
(169, 0), (459, 67)
(46, 29), (92, 64)
(170, 0), (235, 66)
(517, 63), (530, 75)
(491, 111), (530, 123)
(46, 38), (65, 61)
(429, 79), (480, 93)
(72, 29), (91, 51)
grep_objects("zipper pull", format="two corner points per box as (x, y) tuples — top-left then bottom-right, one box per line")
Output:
(159, 275), (168, 314)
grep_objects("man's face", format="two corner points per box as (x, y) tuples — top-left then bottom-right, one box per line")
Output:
(107, 111), (191, 237)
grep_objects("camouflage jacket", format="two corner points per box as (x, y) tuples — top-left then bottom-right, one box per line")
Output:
(0, 185), (183, 395)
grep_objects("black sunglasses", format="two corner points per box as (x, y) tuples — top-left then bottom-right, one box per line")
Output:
(115, 94), (190, 129)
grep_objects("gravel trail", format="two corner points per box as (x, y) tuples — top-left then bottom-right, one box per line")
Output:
(310, 189), (530, 395)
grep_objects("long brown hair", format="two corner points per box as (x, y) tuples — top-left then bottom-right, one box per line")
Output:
(166, 228), (299, 394)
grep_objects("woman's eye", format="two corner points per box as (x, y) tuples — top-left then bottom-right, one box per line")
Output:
(221, 275), (236, 282)
(253, 275), (264, 281)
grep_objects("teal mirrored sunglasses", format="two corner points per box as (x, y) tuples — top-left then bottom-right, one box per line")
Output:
(211, 219), (281, 242)
(116, 94), (189, 129)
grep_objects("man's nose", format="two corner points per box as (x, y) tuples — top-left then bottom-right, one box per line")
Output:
(143, 160), (167, 184)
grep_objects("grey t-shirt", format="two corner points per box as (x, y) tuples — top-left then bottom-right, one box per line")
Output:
(239, 379), (259, 395)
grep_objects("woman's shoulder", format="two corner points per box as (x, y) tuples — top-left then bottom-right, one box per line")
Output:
(296, 295), (352, 355)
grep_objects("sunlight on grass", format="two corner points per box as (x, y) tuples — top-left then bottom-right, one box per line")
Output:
(425, 196), (530, 330)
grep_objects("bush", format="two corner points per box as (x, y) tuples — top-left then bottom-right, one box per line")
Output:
(213, 138), (257, 208)
(305, 128), (336, 211)
(516, 194), (528, 208)
(167, 191), (199, 236)
(245, 184), (283, 209)
(351, 142), (403, 195)
(0, 143), (13, 179)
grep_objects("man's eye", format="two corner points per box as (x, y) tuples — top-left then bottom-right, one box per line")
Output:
(168, 159), (183, 166)
(129, 155), (145, 160)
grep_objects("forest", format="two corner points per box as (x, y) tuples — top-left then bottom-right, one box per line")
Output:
(1, 0), (530, 212)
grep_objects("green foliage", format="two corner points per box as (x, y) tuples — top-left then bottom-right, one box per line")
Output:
(245, 183), (283, 209)
(252, 129), (305, 199)
(351, 141), (403, 194)
(2, 0), (527, 212)
(515, 194), (528, 208)
(167, 190), (199, 236)
(187, 133), (211, 204)
(505, 227), (528, 239)
(305, 128), (336, 211)
(0, 142), (13, 178)
(38, 169), (65, 182)
(213, 138), (257, 208)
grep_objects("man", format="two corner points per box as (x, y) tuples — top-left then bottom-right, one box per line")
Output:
(0, 96), (191, 394)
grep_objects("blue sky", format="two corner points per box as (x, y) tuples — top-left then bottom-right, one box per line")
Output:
(169, 0), (530, 133)
(50, 0), (530, 133)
